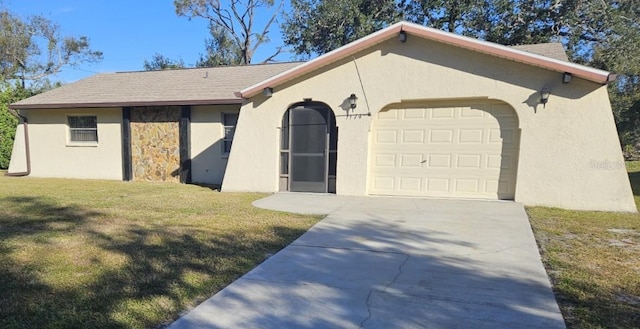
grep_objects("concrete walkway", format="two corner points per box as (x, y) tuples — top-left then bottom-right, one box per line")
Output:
(168, 194), (565, 329)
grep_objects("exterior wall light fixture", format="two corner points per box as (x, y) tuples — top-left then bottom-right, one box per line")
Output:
(562, 72), (572, 84)
(399, 31), (407, 43)
(540, 88), (551, 106)
(263, 87), (273, 97)
(349, 94), (358, 109)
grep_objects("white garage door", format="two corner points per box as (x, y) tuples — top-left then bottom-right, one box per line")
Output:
(369, 102), (519, 199)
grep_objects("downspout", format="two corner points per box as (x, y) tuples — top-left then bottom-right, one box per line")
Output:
(5, 109), (31, 177)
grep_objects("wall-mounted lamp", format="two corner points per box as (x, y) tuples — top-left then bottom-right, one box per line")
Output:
(540, 88), (551, 106)
(399, 31), (407, 43)
(349, 94), (358, 109)
(263, 87), (273, 97)
(562, 72), (572, 84)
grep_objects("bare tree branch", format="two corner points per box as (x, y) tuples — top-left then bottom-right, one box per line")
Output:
(174, 0), (283, 64)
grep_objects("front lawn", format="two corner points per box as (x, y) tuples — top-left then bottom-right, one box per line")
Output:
(528, 162), (640, 328)
(0, 177), (320, 329)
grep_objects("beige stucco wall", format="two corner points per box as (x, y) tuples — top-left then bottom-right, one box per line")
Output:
(190, 104), (240, 185)
(7, 123), (28, 173)
(223, 36), (636, 212)
(19, 108), (123, 180)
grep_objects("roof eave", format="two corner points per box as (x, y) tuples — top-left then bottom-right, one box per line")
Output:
(403, 23), (612, 84)
(239, 22), (405, 98)
(240, 22), (613, 99)
(9, 98), (244, 110)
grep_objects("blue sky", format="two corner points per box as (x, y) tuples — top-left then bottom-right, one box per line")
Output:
(6, 0), (289, 83)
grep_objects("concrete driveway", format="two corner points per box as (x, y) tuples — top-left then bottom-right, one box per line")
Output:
(168, 194), (565, 329)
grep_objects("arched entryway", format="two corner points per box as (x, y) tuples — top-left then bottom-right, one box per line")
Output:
(280, 102), (337, 193)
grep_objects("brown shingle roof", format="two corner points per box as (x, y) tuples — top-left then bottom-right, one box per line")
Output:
(510, 43), (569, 62)
(11, 62), (302, 109)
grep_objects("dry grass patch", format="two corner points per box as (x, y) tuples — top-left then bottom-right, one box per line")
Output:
(528, 161), (640, 328)
(0, 177), (320, 329)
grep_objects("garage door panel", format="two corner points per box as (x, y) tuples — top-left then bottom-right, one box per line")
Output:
(428, 154), (452, 168)
(373, 176), (395, 190)
(375, 154), (396, 167)
(400, 154), (424, 167)
(456, 154), (482, 168)
(404, 108), (427, 119)
(399, 177), (423, 191)
(455, 179), (480, 193)
(430, 130), (454, 143)
(427, 178), (450, 192)
(402, 130), (425, 143)
(458, 129), (484, 143)
(369, 102), (519, 200)
(430, 107), (456, 118)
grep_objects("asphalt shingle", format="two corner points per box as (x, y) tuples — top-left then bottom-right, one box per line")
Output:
(11, 62), (302, 109)
(510, 43), (569, 62)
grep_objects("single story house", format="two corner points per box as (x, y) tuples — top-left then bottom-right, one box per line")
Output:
(8, 22), (636, 212)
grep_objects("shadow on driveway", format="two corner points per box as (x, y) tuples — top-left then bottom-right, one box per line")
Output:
(169, 196), (566, 329)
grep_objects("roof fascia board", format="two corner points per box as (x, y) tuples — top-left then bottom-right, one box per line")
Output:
(400, 23), (611, 84)
(240, 22), (612, 98)
(239, 22), (405, 98)
(10, 98), (244, 110)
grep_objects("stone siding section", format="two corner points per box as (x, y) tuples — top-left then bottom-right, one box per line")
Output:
(131, 106), (181, 182)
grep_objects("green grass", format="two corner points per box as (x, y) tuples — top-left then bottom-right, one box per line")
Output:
(0, 177), (320, 329)
(528, 161), (640, 329)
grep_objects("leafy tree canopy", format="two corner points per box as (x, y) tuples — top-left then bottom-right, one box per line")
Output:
(196, 24), (244, 67)
(0, 10), (103, 84)
(282, 0), (398, 57)
(0, 7), (98, 168)
(143, 53), (186, 71)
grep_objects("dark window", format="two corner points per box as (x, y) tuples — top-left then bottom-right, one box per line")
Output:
(222, 113), (239, 154)
(68, 116), (98, 142)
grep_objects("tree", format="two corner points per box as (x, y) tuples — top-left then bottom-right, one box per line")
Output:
(0, 8), (101, 168)
(0, 82), (59, 169)
(143, 53), (186, 71)
(196, 24), (243, 67)
(0, 84), (19, 169)
(282, 0), (398, 57)
(0, 10), (103, 84)
(174, 0), (283, 65)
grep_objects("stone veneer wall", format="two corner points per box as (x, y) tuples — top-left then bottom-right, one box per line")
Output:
(131, 106), (181, 182)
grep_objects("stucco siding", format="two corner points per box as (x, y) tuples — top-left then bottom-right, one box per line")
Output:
(223, 36), (635, 212)
(7, 123), (28, 173)
(23, 108), (123, 180)
(190, 105), (240, 185)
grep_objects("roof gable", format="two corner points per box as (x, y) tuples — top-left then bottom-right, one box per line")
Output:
(239, 22), (613, 98)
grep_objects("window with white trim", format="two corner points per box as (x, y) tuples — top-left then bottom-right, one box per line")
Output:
(222, 113), (239, 154)
(68, 116), (98, 143)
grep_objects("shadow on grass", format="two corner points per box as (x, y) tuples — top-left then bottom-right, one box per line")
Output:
(551, 267), (640, 328)
(628, 171), (640, 196)
(0, 196), (308, 329)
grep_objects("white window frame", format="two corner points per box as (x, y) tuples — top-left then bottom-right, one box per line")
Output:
(222, 112), (239, 155)
(67, 115), (98, 146)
